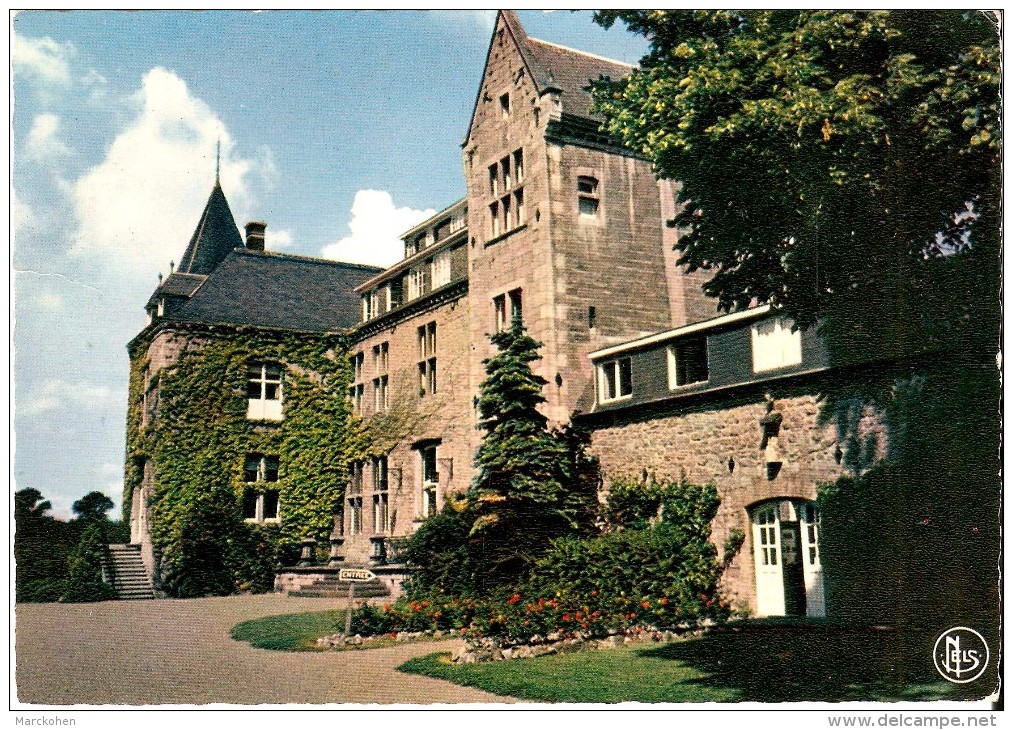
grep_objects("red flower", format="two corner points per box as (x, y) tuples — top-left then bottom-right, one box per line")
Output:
(508, 593), (522, 605)
(591, 590), (599, 597)
(641, 601), (651, 610)
(660, 597), (669, 606)
(922, 518), (931, 526)
(562, 613), (572, 622)
(706, 599), (714, 607)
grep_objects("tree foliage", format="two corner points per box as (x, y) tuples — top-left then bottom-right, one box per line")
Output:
(466, 322), (600, 588)
(60, 522), (118, 603)
(592, 11), (1000, 357)
(126, 329), (362, 597)
(72, 491), (115, 522)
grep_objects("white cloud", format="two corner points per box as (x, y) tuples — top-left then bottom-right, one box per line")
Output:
(430, 10), (497, 31)
(320, 190), (434, 267)
(265, 228), (295, 250)
(12, 34), (74, 85)
(69, 67), (263, 273)
(24, 113), (73, 162)
(14, 198), (35, 234)
(21, 379), (114, 417)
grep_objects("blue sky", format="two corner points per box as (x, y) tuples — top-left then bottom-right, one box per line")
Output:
(12, 10), (650, 519)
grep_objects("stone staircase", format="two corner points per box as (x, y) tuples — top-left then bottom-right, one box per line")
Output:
(105, 544), (156, 600)
(285, 573), (391, 599)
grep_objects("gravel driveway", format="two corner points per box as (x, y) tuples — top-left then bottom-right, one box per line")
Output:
(15, 594), (509, 705)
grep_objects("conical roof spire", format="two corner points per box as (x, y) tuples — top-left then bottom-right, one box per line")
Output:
(176, 181), (244, 275)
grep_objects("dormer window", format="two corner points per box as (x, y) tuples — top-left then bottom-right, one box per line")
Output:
(668, 335), (709, 388)
(752, 317), (802, 373)
(247, 362), (283, 421)
(598, 357), (633, 403)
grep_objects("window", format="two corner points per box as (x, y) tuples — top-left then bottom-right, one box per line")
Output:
(578, 175), (600, 218)
(598, 357), (633, 402)
(348, 461), (364, 535)
(408, 265), (427, 301)
(372, 456), (389, 534)
(418, 322), (437, 396)
(247, 362), (283, 421)
(421, 445), (439, 518)
(349, 352), (365, 414)
(242, 454), (280, 523)
(362, 290), (381, 321)
(494, 289), (522, 332)
(752, 317), (802, 373)
(488, 149), (525, 240)
(432, 250), (452, 289)
(373, 344), (389, 413)
(668, 335), (709, 388)
(500, 92), (510, 118)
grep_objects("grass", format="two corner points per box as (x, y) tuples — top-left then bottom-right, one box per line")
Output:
(231, 609), (348, 651)
(398, 622), (974, 704)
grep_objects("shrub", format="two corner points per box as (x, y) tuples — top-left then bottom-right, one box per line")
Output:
(400, 504), (480, 598)
(17, 578), (67, 603)
(61, 523), (117, 603)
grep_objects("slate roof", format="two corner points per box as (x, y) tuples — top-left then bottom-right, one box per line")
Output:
(525, 37), (633, 122)
(146, 272), (206, 308)
(177, 183), (245, 275)
(165, 249), (382, 333)
(465, 10), (634, 142)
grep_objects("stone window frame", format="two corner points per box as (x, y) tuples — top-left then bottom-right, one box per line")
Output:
(372, 455), (390, 534)
(493, 288), (523, 333)
(576, 169), (603, 224)
(417, 321), (437, 397)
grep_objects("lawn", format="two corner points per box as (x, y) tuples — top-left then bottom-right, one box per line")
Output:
(231, 609), (348, 651)
(399, 623), (973, 704)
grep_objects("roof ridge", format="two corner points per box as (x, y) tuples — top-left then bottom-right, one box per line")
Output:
(233, 247), (384, 271)
(526, 36), (636, 69)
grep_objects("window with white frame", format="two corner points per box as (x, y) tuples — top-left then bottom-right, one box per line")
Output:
(751, 317), (802, 373)
(242, 454), (280, 523)
(417, 322), (437, 396)
(488, 149), (524, 239)
(247, 361), (283, 421)
(667, 335), (709, 388)
(372, 456), (390, 534)
(420, 445), (438, 518)
(431, 250), (452, 289)
(598, 356), (633, 402)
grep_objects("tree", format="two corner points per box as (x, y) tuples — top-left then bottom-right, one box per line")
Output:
(61, 522), (117, 603)
(15, 488), (52, 522)
(591, 11), (1000, 357)
(468, 322), (599, 587)
(72, 491), (115, 522)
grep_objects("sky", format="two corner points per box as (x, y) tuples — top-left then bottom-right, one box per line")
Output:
(11, 10), (651, 519)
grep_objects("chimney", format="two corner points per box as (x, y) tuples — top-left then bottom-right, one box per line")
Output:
(245, 221), (266, 251)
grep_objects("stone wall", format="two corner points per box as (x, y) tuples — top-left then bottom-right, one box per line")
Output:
(589, 386), (886, 614)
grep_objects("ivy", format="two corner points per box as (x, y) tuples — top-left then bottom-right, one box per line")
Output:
(125, 325), (363, 596)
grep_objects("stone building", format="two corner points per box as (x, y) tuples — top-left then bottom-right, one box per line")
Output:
(345, 9), (714, 565)
(125, 178), (379, 590)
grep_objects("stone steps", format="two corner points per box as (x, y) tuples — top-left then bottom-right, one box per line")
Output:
(287, 577), (390, 599)
(105, 544), (156, 600)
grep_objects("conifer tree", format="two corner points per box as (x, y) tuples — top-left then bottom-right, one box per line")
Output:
(469, 321), (598, 586)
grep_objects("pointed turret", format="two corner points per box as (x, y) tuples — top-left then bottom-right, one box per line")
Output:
(176, 182), (244, 275)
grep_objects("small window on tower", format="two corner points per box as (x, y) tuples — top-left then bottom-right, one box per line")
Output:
(500, 93), (511, 118)
(577, 176), (600, 219)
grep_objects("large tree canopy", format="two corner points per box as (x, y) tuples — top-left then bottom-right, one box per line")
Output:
(592, 10), (1000, 357)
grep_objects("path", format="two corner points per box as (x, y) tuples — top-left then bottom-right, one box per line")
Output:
(15, 594), (510, 705)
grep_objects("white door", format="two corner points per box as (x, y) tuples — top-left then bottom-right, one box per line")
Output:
(799, 502), (826, 617)
(752, 503), (785, 616)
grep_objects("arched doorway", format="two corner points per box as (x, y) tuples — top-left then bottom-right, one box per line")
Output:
(751, 499), (825, 617)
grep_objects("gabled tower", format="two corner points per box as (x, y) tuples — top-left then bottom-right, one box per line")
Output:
(176, 181), (244, 274)
(462, 10), (714, 423)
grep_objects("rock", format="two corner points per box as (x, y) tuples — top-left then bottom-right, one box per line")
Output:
(489, 648), (503, 661)
(433, 630), (443, 638)
(662, 631), (676, 643)
(350, 635), (363, 645)
(502, 648), (515, 660)
(457, 652), (478, 664)
(529, 634), (544, 645)
(701, 618), (716, 628)
(515, 646), (533, 659)
(547, 632), (561, 642)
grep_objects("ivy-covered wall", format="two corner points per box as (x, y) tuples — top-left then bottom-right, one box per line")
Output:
(124, 325), (364, 596)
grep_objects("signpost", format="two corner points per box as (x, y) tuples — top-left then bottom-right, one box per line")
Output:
(340, 568), (377, 636)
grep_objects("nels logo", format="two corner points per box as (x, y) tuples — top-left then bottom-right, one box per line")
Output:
(933, 627), (989, 684)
